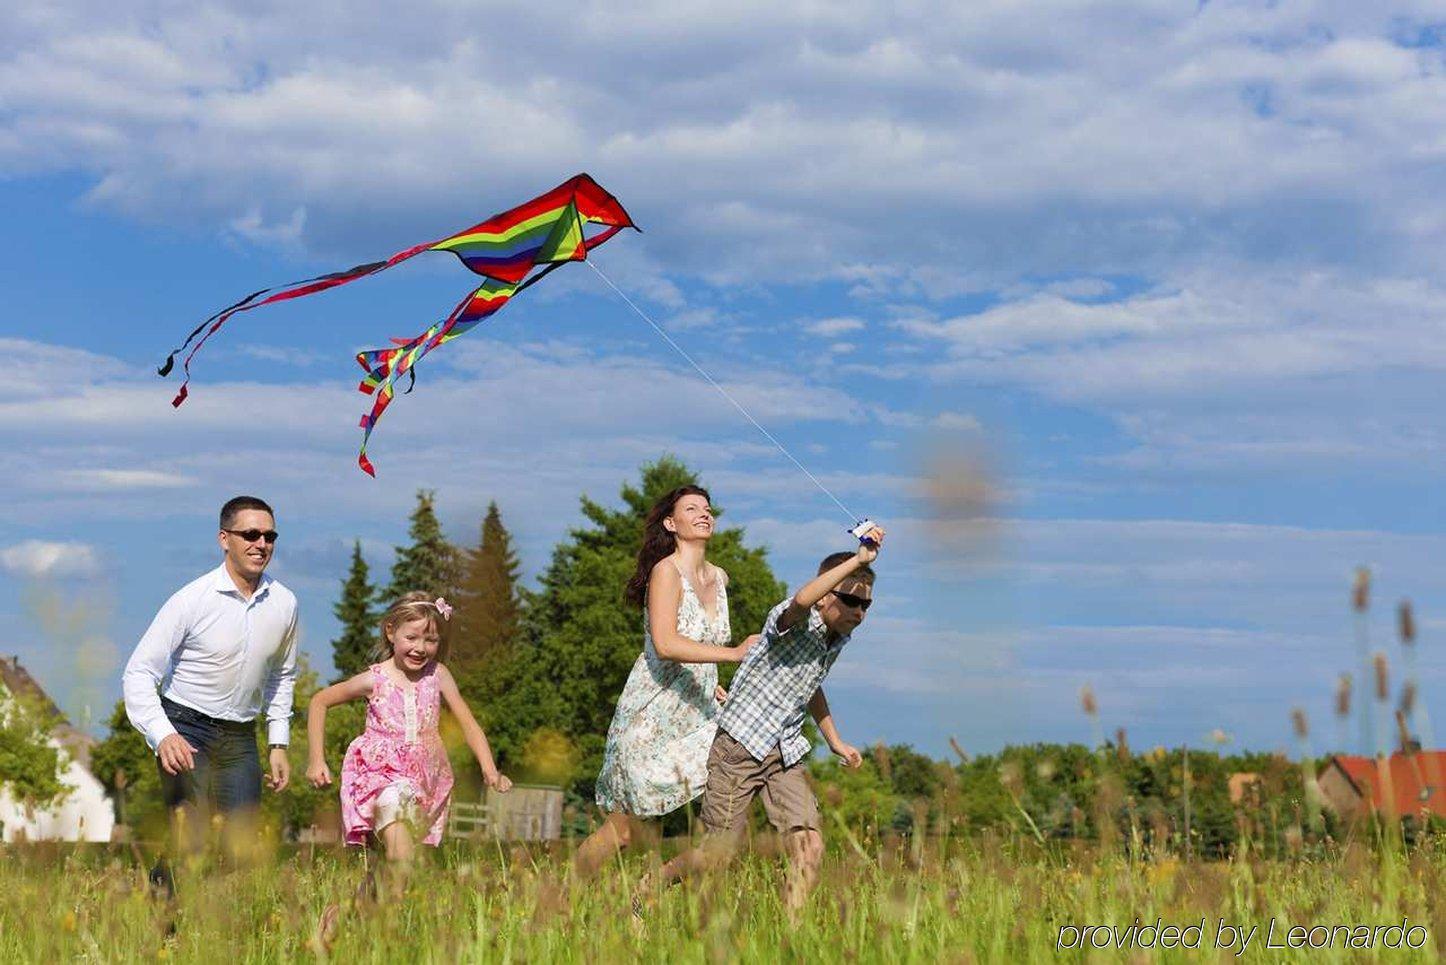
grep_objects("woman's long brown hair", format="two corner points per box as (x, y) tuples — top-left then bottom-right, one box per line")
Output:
(624, 485), (712, 608)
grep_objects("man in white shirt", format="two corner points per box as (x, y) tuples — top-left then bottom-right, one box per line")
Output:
(122, 495), (298, 892)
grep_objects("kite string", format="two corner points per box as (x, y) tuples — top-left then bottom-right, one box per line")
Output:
(587, 259), (860, 525)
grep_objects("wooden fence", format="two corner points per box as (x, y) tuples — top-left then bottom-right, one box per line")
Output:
(446, 784), (563, 842)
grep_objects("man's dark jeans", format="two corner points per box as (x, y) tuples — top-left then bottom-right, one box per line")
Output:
(156, 696), (262, 814)
(149, 698), (263, 903)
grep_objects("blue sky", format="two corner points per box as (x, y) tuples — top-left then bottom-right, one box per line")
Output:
(3, 1), (1445, 761)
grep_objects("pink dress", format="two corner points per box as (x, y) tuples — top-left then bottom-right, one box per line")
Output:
(340, 662), (454, 846)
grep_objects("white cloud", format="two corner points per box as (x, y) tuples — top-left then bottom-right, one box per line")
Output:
(0, 540), (100, 577)
(2, 338), (134, 397)
(55, 469), (197, 490)
(805, 316), (865, 337)
(3, 2), (1444, 493)
(872, 266), (1446, 477)
(229, 343), (327, 366)
(0, 336), (890, 534)
(227, 207), (306, 249)
(665, 307), (724, 330)
(4, 2), (1446, 285)
(932, 411), (981, 431)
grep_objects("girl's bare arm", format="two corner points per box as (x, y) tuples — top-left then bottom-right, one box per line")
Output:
(436, 664), (510, 789)
(305, 671), (372, 785)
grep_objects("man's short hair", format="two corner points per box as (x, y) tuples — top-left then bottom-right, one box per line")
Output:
(817, 551), (875, 585)
(220, 496), (275, 530)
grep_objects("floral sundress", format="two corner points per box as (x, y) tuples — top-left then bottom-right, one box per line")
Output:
(594, 561), (731, 816)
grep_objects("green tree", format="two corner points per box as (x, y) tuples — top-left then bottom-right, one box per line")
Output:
(451, 502), (523, 680)
(488, 456), (785, 798)
(383, 489), (459, 605)
(259, 655), (365, 838)
(90, 700), (164, 836)
(0, 691), (68, 809)
(331, 541), (377, 680)
(812, 756), (900, 839)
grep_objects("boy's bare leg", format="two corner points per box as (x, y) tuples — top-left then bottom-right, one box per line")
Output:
(654, 828), (742, 889)
(574, 812), (635, 878)
(783, 829), (823, 916)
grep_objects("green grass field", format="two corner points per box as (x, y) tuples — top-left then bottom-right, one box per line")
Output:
(5, 832), (1444, 963)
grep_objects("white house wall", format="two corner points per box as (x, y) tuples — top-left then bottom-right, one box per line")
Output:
(0, 739), (115, 843)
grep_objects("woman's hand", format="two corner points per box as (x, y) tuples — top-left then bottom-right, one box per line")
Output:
(730, 633), (762, 663)
(486, 770), (513, 793)
(306, 759), (332, 788)
(714, 684), (728, 704)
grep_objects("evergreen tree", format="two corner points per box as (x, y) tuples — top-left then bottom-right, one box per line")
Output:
(487, 456), (786, 797)
(384, 489), (459, 604)
(330, 541), (376, 680)
(90, 700), (167, 835)
(258, 655), (366, 837)
(451, 502), (523, 678)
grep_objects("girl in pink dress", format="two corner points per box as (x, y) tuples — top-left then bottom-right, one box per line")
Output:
(306, 591), (510, 895)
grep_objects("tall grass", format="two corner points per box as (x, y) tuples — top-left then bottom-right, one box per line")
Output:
(4, 833), (1445, 963)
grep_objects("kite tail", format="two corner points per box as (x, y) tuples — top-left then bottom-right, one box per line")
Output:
(160, 242), (436, 405)
(351, 280), (520, 474)
(353, 314), (458, 475)
(356, 392), (395, 477)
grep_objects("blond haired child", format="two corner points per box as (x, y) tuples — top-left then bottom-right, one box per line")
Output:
(308, 591), (510, 896)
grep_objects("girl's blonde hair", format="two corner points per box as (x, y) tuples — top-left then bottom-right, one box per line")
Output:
(374, 591), (451, 663)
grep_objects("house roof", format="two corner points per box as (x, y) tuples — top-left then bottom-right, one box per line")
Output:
(1323, 753), (1446, 818)
(0, 655), (96, 765)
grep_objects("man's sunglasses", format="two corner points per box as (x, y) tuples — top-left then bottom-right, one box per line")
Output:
(223, 528), (279, 544)
(831, 591), (872, 612)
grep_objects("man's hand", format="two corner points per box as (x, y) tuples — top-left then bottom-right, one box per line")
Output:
(157, 733), (198, 775)
(714, 684), (729, 704)
(832, 742), (864, 768)
(266, 747), (290, 792)
(307, 759), (332, 788)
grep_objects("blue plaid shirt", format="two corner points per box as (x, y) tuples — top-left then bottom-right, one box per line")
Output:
(717, 598), (851, 766)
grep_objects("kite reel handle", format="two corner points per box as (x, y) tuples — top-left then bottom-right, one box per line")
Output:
(850, 519), (885, 548)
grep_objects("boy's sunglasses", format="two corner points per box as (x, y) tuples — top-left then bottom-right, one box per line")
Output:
(831, 591), (872, 612)
(224, 528), (279, 544)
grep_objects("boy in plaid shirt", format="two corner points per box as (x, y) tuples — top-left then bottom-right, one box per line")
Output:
(648, 537), (881, 915)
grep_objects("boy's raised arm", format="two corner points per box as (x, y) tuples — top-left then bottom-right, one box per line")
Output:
(777, 541), (881, 632)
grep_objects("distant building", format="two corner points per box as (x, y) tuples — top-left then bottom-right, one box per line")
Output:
(0, 656), (115, 843)
(1317, 753), (1446, 820)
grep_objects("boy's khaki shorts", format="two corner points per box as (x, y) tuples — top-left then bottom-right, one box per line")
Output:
(699, 730), (821, 835)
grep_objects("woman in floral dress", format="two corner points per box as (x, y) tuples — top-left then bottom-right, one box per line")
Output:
(575, 485), (758, 876)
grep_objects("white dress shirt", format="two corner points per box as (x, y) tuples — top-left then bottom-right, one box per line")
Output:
(123, 563), (299, 751)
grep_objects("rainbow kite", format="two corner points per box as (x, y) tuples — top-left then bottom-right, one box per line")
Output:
(159, 174), (636, 474)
